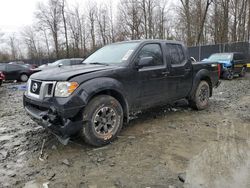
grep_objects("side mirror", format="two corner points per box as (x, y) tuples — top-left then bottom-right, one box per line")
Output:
(58, 63), (63, 67)
(137, 56), (153, 68)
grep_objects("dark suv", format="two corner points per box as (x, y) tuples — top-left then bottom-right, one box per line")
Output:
(23, 40), (220, 146)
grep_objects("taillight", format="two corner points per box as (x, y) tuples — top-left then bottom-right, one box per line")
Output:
(217, 64), (221, 78)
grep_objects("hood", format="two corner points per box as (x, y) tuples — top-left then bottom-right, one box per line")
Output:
(202, 59), (232, 66)
(30, 64), (116, 81)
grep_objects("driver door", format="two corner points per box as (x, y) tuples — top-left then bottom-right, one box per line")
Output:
(135, 43), (170, 109)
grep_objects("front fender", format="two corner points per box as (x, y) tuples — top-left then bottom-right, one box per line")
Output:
(74, 77), (129, 121)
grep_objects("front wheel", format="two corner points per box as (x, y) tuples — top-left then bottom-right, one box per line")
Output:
(81, 95), (123, 146)
(189, 81), (210, 110)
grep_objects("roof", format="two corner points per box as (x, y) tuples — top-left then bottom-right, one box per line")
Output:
(113, 39), (184, 45)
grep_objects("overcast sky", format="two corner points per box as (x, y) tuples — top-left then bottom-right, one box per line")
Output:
(0, 0), (116, 34)
(0, 0), (40, 32)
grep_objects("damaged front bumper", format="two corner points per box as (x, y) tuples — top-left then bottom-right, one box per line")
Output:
(23, 94), (84, 145)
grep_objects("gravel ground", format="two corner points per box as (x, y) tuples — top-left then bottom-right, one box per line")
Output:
(0, 74), (249, 188)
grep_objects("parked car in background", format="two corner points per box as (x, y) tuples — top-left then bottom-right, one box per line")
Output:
(34, 58), (84, 72)
(203, 52), (247, 80)
(0, 71), (5, 86)
(8, 61), (25, 64)
(0, 63), (35, 82)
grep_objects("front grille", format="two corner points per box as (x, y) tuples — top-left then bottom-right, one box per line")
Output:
(30, 80), (42, 95)
(47, 84), (53, 95)
(28, 79), (56, 99)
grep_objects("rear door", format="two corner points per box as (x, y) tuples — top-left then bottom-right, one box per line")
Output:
(165, 43), (193, 100)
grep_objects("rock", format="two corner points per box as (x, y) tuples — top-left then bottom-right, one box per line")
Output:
(51, 145), (57, 150)
(62, 159), (70, 166)
(168, 125), (177, 129)
(8, 172), (16, 177)
(109, 162), (115, 167)
(114, 178), (127, 188)
(178, 172), (186, 183)
(128, 136), (136, 139)
(97, 157), (105, 163)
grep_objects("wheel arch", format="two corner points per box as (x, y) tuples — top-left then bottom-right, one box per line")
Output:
(88, 89), (129, 122)
(189, 69), (213, 98)
(78, 78), (130, 123)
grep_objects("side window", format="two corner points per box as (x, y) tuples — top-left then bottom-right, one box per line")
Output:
(137, 43), (163, 66)
(7, 65), (19, 71)
(62, 60), (71, 66)
(234, 54), (244, 61)
(166, 44), (186, 65)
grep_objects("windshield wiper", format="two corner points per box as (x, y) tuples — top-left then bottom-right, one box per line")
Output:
(88, 62), (109, 66)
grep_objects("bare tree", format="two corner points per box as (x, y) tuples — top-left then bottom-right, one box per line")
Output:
(61, 0), (69, 57)
(36, 0), (61, 58)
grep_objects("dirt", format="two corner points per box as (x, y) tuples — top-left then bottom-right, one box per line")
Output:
(0, 75), (249, 188)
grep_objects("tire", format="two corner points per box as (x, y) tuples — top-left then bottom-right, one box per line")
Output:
(239, 66), (247, 77)
(0, 80), (2, 86)
(189, 81), (210, 110)
(223, 70), (234, 80)
(81, 95), (123, 146)
(20, 74), (29, 82)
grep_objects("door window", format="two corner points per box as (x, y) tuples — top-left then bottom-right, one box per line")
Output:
(137, 44), (163, 66)
(7, 64), (20, 71)
(166, 44), (186, 65)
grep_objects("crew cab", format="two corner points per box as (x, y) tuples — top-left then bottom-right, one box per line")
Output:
(23, 40), (220, 146)
(203, 52), (247, 80)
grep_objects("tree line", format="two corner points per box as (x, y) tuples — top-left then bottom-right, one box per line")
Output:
(0, 0), (250, 62)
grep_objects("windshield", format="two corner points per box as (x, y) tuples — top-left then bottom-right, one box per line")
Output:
(208, 54), (232, 61)
(84, 42), (139, 64)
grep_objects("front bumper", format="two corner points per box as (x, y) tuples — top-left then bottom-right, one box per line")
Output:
(23, 94), (84, 143)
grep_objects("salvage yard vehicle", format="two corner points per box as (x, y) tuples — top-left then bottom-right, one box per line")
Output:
(23, 40), (220, 146)
(0, 63), (35, 82)
(0, 71), (5, 86)
(34, 58), (84, 72)
(203, 52), (247, 80)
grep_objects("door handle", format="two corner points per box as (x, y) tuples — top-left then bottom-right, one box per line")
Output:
(185, 68), (191, 71)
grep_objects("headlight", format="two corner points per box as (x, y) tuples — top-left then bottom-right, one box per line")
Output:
(55, 81), (79, 97)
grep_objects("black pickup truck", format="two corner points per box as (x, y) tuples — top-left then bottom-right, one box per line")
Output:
(23, 40), (220, 146)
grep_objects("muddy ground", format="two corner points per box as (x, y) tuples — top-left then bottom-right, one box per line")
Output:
(0, 74), (249, 188)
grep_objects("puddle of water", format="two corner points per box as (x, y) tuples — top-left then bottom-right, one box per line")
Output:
(184, 120), (250, 188)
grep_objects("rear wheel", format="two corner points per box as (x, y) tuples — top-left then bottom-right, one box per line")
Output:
(20, 74), (29, 82)
(81, 95), (123, 146)
(189, 81), (210, 110)
(239, 66), (247, 77)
